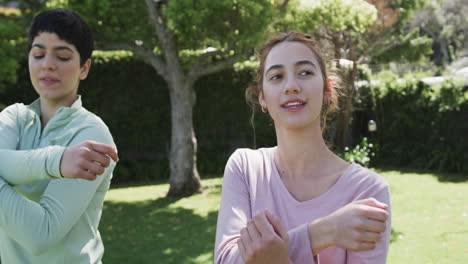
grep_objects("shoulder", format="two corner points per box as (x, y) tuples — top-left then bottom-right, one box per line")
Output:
(344, 163), (389, 194)
(224, 147), (275, 184)
(1, 103), (27, 118)
(72, 108), (115, 147)
(226, 147), (273, 171)
(0, 103), (37, 126)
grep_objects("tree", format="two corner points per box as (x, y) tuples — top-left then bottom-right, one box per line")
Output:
(61, 0), (274, 196)
(0, 6), (25, 110)
(275, 0), (432, 148)
(0, 6), (23, 85)
(409, 0), (468, 66)
(0, 0), (275, 196)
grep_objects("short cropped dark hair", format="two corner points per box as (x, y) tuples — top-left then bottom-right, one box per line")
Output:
(28, 8), (94, 66)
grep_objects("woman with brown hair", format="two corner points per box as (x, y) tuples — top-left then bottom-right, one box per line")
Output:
(215, 32), (391, 264)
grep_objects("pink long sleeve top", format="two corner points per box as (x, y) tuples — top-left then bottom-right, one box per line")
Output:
(215, 147), (391, 264)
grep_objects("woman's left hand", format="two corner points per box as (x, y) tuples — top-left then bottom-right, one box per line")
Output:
(238, 210), (292, 264)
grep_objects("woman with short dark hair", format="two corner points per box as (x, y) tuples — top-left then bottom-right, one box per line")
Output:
(0, 8), (118, 263)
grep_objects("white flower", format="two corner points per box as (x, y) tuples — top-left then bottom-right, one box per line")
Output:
(135, 40), (143, 46)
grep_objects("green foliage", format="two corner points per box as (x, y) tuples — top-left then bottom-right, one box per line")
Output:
(68, 0), (153, 45)
(3, 55), (466, 181)
(372, 28), (433, 63)
(68, 0), (274, 61)
(277, 0), (377, 34)
(165, 0), (274, 52)
(358, 76), (468, 175)
(357, 64), (372, 81)
(92, 50), (133, 64)
(0, 9), (26, 85)
(408, 0), (468, 65)
(391, 0), (429, 21)
(340, 137), (378, 167)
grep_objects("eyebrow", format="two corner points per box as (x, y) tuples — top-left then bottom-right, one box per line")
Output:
(32, 43), (75, 53)
(265, 60), (317, 75)
(296, 60), (317, 68)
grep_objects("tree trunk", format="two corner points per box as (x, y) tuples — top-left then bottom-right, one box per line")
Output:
(335, 85), (353, 149)
(166, 77), (202, 197)
(334, 38), (358, 149)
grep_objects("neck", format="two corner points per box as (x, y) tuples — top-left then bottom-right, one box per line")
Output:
(274, 121), (339, 180)
(40, 96), (77, 128)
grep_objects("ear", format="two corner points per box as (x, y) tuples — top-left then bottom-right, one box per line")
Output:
(326, 78), (333, 92)
(259, 90), (267, 109)
(324, 78), (333, 102)
(79, 58), (92, 80)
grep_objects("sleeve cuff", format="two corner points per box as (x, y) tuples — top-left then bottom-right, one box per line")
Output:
(46, 146), (66, 178)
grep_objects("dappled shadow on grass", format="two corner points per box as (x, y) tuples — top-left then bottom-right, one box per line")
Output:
(101, 196), (218, 264)
(109, 178), (223, 191)
(376, 166), (467, 183)
(108, 178), (170, 190)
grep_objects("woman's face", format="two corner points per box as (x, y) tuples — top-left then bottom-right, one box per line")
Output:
(28, 32), (90, 105)
(260, 41), (325, 131)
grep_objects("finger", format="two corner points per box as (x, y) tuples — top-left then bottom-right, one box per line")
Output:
(240, 228), (253, 250)
(353, 241), (376, 252)
(359, 219), (387, 233)
(89, 141), (119, 162)
(76, 168), (97, 181)
(356, 198), (388, 210)
(247, 220), (262, 242)
(253, 210), (275, 236)
(358, 231), (382, 243)
(265, 209), (288, 240)
(360, 206), (389, 222)
(83, 161), (105, 176)
(237, 238), (247, 262)
(87, 150), (111, 168)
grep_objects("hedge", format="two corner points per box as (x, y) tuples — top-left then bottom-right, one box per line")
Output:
(1, 58), (466, 182)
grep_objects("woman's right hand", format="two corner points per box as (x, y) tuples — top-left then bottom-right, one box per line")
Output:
(60, 140), (119, 180)
(238, 210), (292, 264)
(308, 198), (389, 254)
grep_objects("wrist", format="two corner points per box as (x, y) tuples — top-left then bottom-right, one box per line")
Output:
(308, 217), (334, 255)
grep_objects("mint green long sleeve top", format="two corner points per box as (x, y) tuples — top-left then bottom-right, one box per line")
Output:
(0, 96), (116, 264)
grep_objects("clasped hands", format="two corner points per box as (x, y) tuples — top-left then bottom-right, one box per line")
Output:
(238, 198), (388, 263)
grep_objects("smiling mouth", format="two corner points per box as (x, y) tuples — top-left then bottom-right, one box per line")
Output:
(282, 101), (306, 108)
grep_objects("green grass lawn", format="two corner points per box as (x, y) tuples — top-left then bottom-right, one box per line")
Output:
(101, 170), (468, 263)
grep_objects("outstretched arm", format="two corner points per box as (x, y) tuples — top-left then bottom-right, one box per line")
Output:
(0, 125), (117, 255)
(0, 105), (118, 185)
